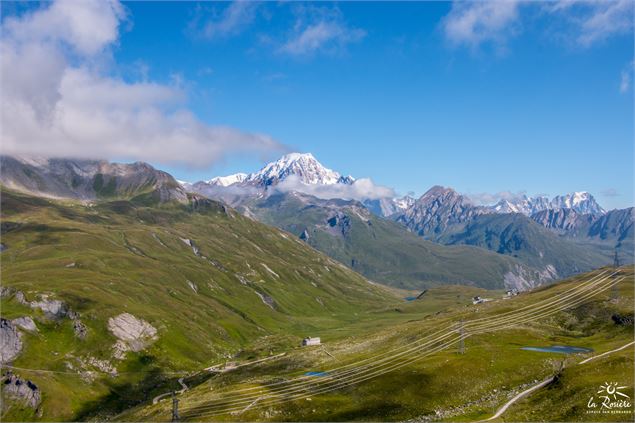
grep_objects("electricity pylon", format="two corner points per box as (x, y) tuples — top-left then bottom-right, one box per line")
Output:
(171, 391), (180, 422)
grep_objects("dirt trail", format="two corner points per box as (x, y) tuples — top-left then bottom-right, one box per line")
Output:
(485, 340), (635, 421)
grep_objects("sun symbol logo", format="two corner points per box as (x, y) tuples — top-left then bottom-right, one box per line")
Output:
(597, 382), (630, 400)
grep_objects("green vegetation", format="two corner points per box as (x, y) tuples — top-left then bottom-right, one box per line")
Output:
(246, 193), (532, 290)
(439, 213), (612, 277)
(1, 188), (631, 422)
(122, 267), (633, 422)
(0, 188), (405, 421)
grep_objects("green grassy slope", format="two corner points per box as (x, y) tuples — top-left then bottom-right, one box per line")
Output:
(243, 193), (542, 290)
(0, 189), (401, 421)
(439, 213), (612, 277)
(124, 267), (634, 422)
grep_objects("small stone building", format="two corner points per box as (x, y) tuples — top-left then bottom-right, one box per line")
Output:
(302, 337), (321, 346)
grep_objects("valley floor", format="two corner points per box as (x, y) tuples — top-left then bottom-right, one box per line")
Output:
(120, 267), (634, 422)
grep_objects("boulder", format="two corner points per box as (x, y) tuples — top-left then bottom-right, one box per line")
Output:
(108, 313), (157, 359)
(11, 317), (37, 332)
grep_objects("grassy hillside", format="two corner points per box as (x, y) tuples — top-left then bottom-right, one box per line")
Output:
(243, 193), (545, 290)
(123, 267), (633, 422)
(439, 213), (612, 278)
(0, 188), (403, 421)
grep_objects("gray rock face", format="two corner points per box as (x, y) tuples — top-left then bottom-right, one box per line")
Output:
(15, 291), (27, 305)
(30, 296), (68, 318)
(530, 208), (595, 236)
(327, 213), (352, 237)
(394, 186), (487, 240)
(255, 291), (276, 309)
(2, 374), (41, 409)
(11, 317), (37, 332)
(108, 313), (157, 359)
(0, 319), (23, 363)
(0, 286), (15, 298)
(73, 320), (88, 339)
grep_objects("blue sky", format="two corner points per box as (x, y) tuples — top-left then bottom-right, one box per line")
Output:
(2, 1), (633, 209)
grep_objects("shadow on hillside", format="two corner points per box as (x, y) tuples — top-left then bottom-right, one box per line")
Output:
(73, 355), (213, 422)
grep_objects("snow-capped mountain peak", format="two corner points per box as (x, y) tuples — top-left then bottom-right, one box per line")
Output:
(488, 191), (605, 216)
(394, 195), (415, 211)
(246, 152), (354, 187)
(206, 173), (248, 187)
(551, 191), (604, 215)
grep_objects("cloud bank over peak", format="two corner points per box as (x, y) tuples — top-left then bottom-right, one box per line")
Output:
(1, 0), (283, 167)
(274, 174), (395, 202)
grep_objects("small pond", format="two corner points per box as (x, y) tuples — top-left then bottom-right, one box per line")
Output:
(305, 371), (329, 377)
(404, 296), (417, 301)
(521, 345), (593, 354)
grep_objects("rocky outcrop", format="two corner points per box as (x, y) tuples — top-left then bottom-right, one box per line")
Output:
(0, 287), (28, 305)
(0, 286), (15, 298)
(180, 238), (200, 256)
(612, 313), (634, 326)
(2, 373), (41, 409)
(503, 264), (557, 292)
(29, 295), (68, 318)
(108, 313), (157, 359)
(326, 213), (352, 237)
(0, 319), (23, 363)
(255, 291), (276, 309)
(73, 320), (88, 339)
(11, 317), (37, 333)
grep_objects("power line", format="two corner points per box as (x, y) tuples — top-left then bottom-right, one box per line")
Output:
(181, 269), (614, 409)
(611, 249), (620, 301)
(181, 273), (621, 417)
(187, 277), (623, 419)
(171, 391), (180, 422)
(180, 270), (616, 412)
(458, 319), (465, 354)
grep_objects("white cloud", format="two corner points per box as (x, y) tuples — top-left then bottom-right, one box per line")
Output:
(275, 175), (395, 201)
(442, 0), (633, 50)
(279, 6), (365, 56)
(442, 1), (521, 50)
(280, 21), (366, 56)
(1, 0), (283, 167)
(547, 0), (634, 47)
(620, 60), (634, 93)
(191, 1), (259, 40)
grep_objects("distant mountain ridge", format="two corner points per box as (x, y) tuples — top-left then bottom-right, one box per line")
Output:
(488, 192), (605, 216)
(2, 153), (630, 291)
(0, 155), (187, 203)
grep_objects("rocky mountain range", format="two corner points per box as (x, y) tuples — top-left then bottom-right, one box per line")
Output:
(0, 155), (187, 204)
(489, 192), (605, 216)
(1, 153), (631, 290)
